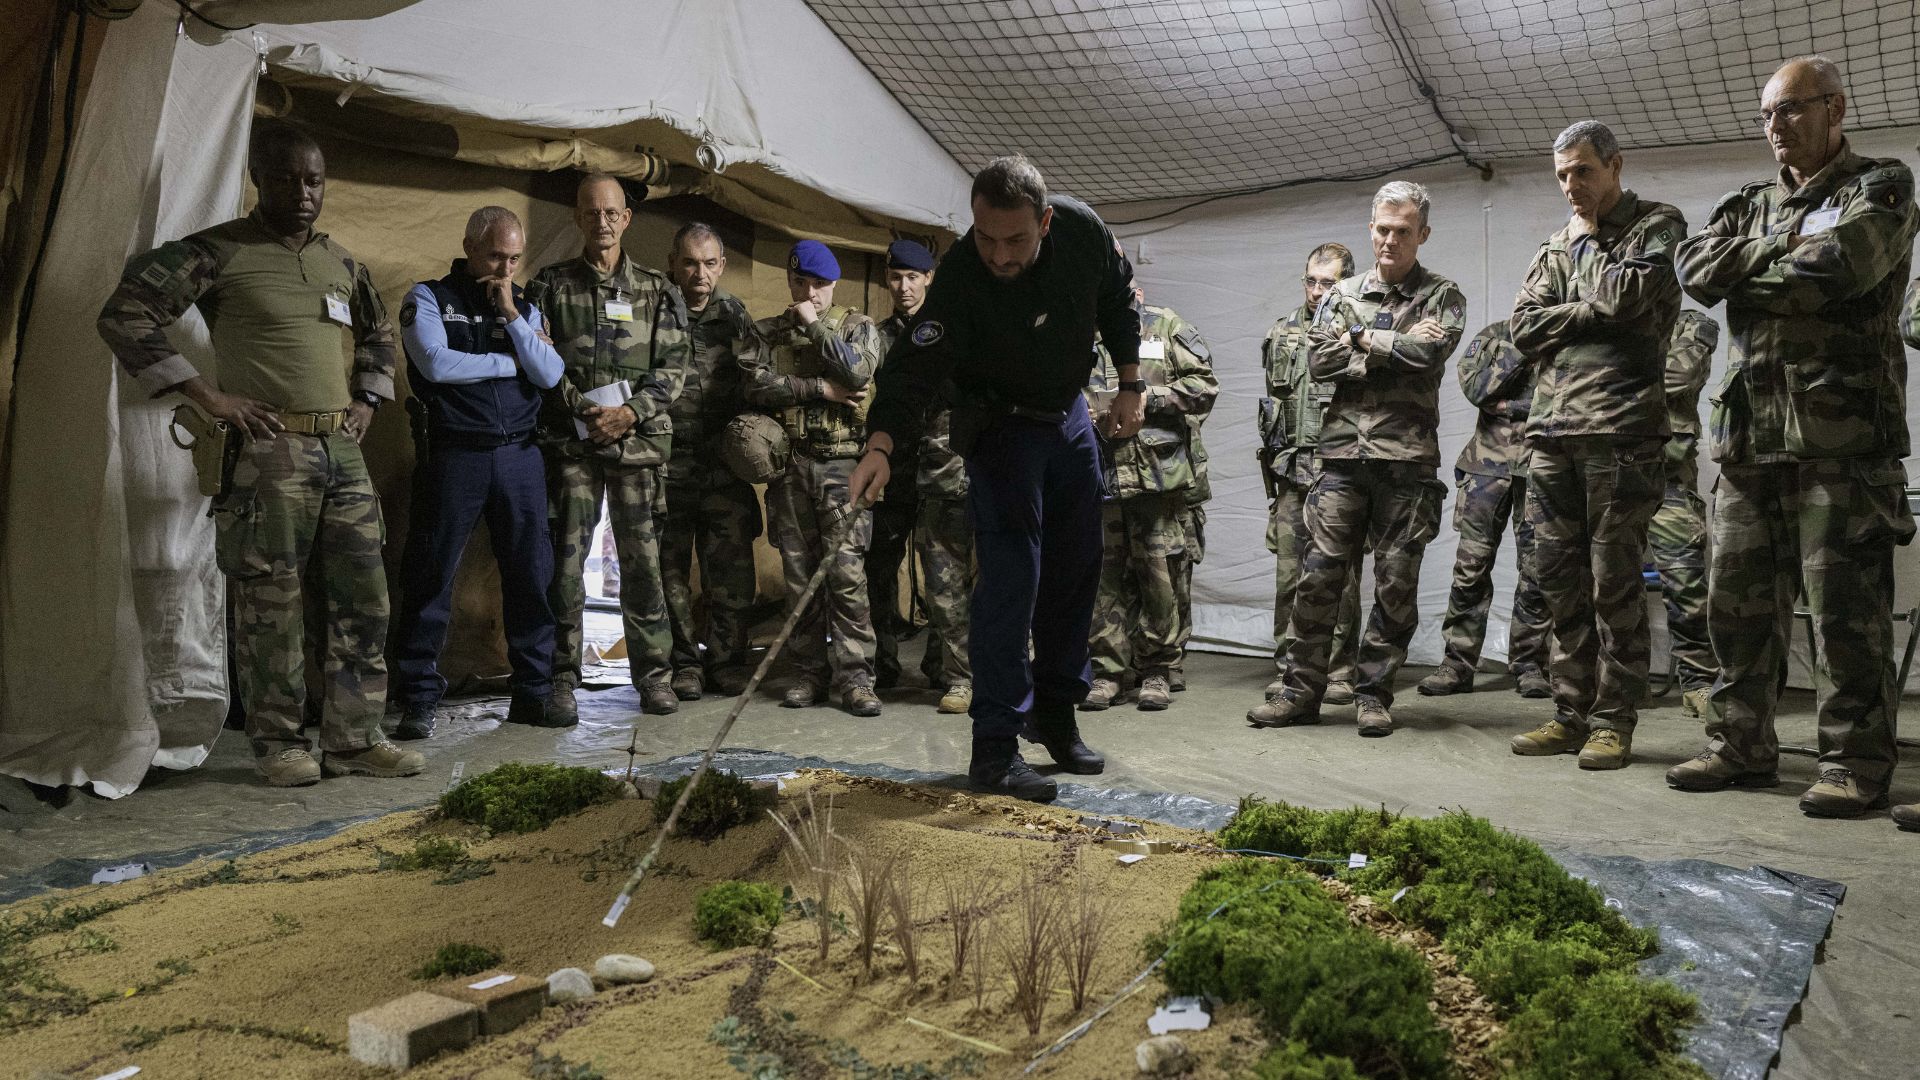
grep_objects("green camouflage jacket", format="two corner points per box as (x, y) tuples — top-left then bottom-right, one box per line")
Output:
(1089, 304), (1218, 498)
(1261, 302), (1337, 483)
(1675, 142), (1918, 464)
(1306, 263), (1466, 467)
(1512, 191), (1685, 441)
(98, 211), (394, 411)
(1663, 310), (1720, 478)
(664, 289), (753, 485)
(1454, 319), (1534, 479)
(738, 306), (882, 459)
(526, 253), (691, 467)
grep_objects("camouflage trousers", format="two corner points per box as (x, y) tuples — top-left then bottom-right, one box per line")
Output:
(1268, 475), (1360, 683)
(1278, 460), (1442, 707)
(1524, 436), (1663, 733)
(916, 495), (974, 685)
(1170, 505), (1206, 666)
(547, 455), (671, 690)
(1435, 471), (1550, 678)
(1706, 458), (1913, 785)
(766, 451), (876, 692)
(214, 432), (387, 756)
(1649, 472), (1714, 689)
(867, 491), (920, 685)
(1090, 493), (1186, 680)
(662, 458), (762, 676)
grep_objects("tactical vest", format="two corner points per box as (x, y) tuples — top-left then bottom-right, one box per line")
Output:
(1261, 312), (1336, 450)
(407, 266), (542, 445)
(772, 306), (868, 458)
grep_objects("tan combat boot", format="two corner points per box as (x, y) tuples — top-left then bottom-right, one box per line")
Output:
(938, 682), (973, 714)
(1892, 803), (1920, 831)
(1798, 767), (1889, 818)
(1136, 672), (1173, 711)
(638, 679), (680, 715)
(1264, 674), (1287, 698)
(782, 682), (826, 708)
(1323, 680), (1356, 705)
(323, 742), (425, 779)
(843, 685), (883, 718)
(1577, 729), (1631, 770)
(1664, 748), (1779, 792)
(1354, 697), (1393, 737)
(1416, 666), (1474, 696)
(1246, 692), (1320, 728)
(1080, 677), (1121, 711)
(1510, 718), (1585, 756)
(1680, 687), (1710, 719)
(256, 748), (321, 787)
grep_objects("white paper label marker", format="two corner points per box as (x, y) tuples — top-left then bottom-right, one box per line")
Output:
(603, 893), (631, 928)
(467, 974), (516, 990)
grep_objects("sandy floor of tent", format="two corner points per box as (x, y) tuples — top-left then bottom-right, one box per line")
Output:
(5, 643), (1917, 1080)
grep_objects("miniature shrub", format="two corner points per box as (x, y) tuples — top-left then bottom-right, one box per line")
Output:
(1157, 860), (1450, 1079)
(1496, 970), (1705, 1079)
(694, 881), (784, 949)
(1250, 1041), (1365, 1080)
(439, 762), (621, 833)
(412, 942), (501, 980)
(653, 770), (776, 842)
(378, 836), (469, 871)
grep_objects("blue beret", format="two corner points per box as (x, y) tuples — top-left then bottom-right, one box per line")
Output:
(886, 239), (935, 272)
(787, 240), (840, 281)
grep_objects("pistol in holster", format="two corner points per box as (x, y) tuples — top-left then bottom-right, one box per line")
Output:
(1256, 396), (1287, 500)
(169, 403), (239, 512)
(405, 395), (432, 459)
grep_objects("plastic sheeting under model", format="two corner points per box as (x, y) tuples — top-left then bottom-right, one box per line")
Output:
(12, 744), (1841, 1080)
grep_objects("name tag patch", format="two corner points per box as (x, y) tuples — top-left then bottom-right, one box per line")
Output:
(1373, 311), (1394, 330)
(605, 300), (634, 322)
(324, 294), (352, 326)
(1799, 207), (1841, 235)
(1139, 338), (1167, 360)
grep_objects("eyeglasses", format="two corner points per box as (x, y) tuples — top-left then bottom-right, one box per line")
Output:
(1754, 94), (1835, 131)
(1301, 276), (1340, 289)
(580, 208), (628, 221)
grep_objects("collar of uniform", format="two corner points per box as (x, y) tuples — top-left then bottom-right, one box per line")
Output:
(245, 207), (328, 252)
(446, 258), (493, 303)
(1775, 137), (1865, 204)
(1597, 188), (1643, 237)
(586, 252), (637, 289)
(691, 288), (735, 325)
(1362, 262), (1425, 300)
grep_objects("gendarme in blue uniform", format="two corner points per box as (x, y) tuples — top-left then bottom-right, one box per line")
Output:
(868, 195), (1140, 743)
(390, 260), (565, 715)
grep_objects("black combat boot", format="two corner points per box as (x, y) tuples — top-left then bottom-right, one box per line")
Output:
(391, 702), (436, 741)
(1022, 700), (1106, 774)
(968, 736), (1058, 802)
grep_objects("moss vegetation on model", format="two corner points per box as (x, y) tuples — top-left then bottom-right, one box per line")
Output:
(1158, 798), (1706, 1080)
(439, 762), (623, 834)
(653, 769), (778, 841)
(411, 942), (503, 980)
(694, 881), (785, 949)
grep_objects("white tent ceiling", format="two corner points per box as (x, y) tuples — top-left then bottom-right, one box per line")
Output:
(803, 0), (1920, 205)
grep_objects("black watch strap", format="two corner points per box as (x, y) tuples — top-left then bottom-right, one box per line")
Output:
(1117, 378), (1148, 393)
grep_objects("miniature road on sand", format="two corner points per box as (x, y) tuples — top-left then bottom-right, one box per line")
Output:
(4, 643), (1916, 1080)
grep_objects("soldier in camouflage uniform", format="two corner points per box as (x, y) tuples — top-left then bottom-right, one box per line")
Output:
(529, 173), (691, 723)
(1897, 279), (1920, 834)
(877, 241), (976, 714)
(1417, 320), (1551, 699)
(660, 222), (760, 701)
(1650, 310), (1721, 716)
(96, 124), (423, 786)
(1084, 299), (1218, 711)
(1507, 121), (1685, 771)
(738, 241), (886, 716)
(1260, 244), (1364, 703)
(1168, 396), (1209, 693)
(1669, 57), (1918, 817)
(1249, 183), (1464, 737)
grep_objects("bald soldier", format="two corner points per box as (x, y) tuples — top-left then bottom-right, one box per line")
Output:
(1258, 243), (1363, 703)
(528, 173), (691, 724)
(97, 123), (424, 786)
(1507, 121), (1685, 771)
(738, 240), (886, 716)
(1248, 181), (1465, 737)
(1671, 56), (1918, 817)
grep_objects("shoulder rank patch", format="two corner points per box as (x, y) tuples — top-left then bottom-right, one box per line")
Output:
(399, 299), (417, 328)
(910, 320), (944, 346)
(137, 261), (173, 289)
(1465, 338), (1480, 357)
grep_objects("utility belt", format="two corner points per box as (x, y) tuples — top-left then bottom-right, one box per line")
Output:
(779, 402), (859, 445)
(948, 400), (1072, 460)
(431, 428), (536, 451)
(789, 435), (863, 461)
(277, 409), (350, 435)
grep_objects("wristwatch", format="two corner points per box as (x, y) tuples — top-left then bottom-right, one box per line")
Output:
(354, 389), (383, 410)
(1116, 379), (1147, 393)
(1348, 324), (1367, 349)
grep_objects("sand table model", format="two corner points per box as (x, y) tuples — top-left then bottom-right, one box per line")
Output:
(3, 766), (1703, 1079)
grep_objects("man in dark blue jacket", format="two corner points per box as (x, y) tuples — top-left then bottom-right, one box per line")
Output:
(389, 206), (565, 738)
(851, 155), (1145, 801)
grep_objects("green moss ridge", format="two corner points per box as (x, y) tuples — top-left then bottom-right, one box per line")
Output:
(693, 881), (785, 950)
(653, 770), (777, 842)
(412, 942), (502, 980)
(439, 762), (623, 834)
(1210, 798), (1704, 1080)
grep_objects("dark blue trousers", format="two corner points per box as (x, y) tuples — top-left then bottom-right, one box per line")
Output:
(963, 406), (1104, 739)
(392, 439), (555, 706)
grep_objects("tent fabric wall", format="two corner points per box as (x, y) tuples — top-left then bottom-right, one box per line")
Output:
(1108, 125), (1920, 688)
(0, 0), (968, 798)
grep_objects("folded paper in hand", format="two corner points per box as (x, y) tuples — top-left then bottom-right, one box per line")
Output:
(575, 379), (633, 439)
